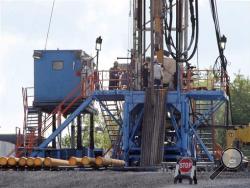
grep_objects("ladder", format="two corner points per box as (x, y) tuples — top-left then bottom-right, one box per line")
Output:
(100, 101), (123, 158)
(194, 101), (215, 162)
(20, 88), (40, 156)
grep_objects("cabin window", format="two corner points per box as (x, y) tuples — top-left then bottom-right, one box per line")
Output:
(52, 61), (64, 70)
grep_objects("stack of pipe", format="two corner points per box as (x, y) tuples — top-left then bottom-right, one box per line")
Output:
(140, 89), (166, 166)
(18, 157), (27, 167)
(44, 157), (69, 167)
(95, 157), (125, 167)
(34, 157), (44, 168)
(81, 156), (96, 167)
(68, 157), (83, 166)
(7, 157), (19, 166)
(26, 157), (35, 168)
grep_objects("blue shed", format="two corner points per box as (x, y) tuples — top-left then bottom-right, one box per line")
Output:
(33, 50), (84, 108)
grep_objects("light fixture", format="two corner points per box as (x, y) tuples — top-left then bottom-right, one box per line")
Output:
(33, 51), (42, 60)
(95, 36), (103, 51)
(220, 35), (227, 50)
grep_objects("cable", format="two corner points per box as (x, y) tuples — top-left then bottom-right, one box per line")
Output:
(163, 0), (199, 63)
(44, 0), (56, 50)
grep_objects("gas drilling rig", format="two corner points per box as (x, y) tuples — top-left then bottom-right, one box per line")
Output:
(13, 0), (231, 167)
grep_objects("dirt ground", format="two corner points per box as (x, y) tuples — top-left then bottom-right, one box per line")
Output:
(0, 170), (250, 188)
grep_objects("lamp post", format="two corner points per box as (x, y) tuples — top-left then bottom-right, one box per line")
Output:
(220, 35), (227, 51)
(95, 36), (102, 71)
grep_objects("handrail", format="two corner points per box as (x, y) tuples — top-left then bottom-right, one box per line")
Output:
(41, 83), (82, 135)
(41, 74), (95, 135)
(181, 69), (228, 92)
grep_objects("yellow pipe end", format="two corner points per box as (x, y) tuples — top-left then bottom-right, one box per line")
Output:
(34, 158), (44, 167)
(68, 157), (77, 166)
(0, 157), (8, 166)
(26, 157), (35, 167)
(44, 157), (52, 167)
(81, 157), (90, 165)
(18, 157), (27, 167)
(8, 157), (19, 166)
(95, 157), (103, 166)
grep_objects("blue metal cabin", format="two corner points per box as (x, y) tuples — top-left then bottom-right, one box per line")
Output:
(33, 50), (83, 111)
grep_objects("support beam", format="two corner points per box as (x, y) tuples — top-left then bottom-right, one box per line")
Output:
(89, 113), (94, 157)
(52, 114), (56, 148)
(77, 115), (82, 149)
(71, 122), (75, 149)
(37, 111), (42, 145)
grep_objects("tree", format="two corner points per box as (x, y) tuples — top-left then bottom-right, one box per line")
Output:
(230, 73), (250, 124)
(61, 114), (111, 149)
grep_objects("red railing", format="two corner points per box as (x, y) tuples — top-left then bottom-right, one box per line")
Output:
(96, 70), (132, 91)
(181, 69), (229, 92)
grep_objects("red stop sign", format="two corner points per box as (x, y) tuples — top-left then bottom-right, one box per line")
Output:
(179, 158), (193, 174)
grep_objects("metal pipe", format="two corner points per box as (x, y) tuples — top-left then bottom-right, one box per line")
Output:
(81, 156), (96, 166)
(18, 157), (27, 167)
(44, 157), (69, 167)
(7, 157), (19, 166)
(95, 157), (125, 167)
(26, 157), (35, 167)
(0, 157), (8, 166)
(34, 157), (44, 167)
(68, 157), (83, 166)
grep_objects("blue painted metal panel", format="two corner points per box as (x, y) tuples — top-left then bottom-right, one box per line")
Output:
(34, 50), (82, 103)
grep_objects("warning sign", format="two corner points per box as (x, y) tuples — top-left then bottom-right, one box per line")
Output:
(179, 158), (193, 174)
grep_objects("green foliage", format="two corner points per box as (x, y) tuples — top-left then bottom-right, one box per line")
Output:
(61, 114), (111, 149)
(230, 73), (250, 124)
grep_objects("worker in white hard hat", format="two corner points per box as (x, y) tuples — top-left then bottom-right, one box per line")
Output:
(153, 59), (163, 89)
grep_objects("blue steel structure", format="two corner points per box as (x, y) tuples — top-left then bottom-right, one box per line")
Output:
(22, 48), (228, 166)
(30, 86), (227, 165)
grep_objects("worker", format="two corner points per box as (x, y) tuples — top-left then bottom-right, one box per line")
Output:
(142, 57), (150, 89)
(109, 61), (121, 90)
(121, 70), (130, 89)
(153, 59), (163, 88)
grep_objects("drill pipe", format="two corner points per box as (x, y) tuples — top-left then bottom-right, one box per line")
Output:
(18, 157), (27, 167)
(0, 157), (8, 166)
(34, 157), (44, 167)
(7, 157), (19, 166)
(26, 157), (35, 167)
(81, 156), (96, 166)
(68, 157), (83, 166)
(44, 157), (69, 167)
(95, 157), (125, 167)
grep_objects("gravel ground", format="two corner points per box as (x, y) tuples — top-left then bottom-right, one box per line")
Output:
(0, 170), (250, 188)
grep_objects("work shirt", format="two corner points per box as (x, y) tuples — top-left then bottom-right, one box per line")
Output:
(153, 63), (163, 80)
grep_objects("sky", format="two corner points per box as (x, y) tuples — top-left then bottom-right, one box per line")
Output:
(0, 0), (249, 134)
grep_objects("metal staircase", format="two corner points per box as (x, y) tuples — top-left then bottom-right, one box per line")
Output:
(99, 100), (123, 157)
(20, 87), (40, 156)
(194, 101), (215, 161)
